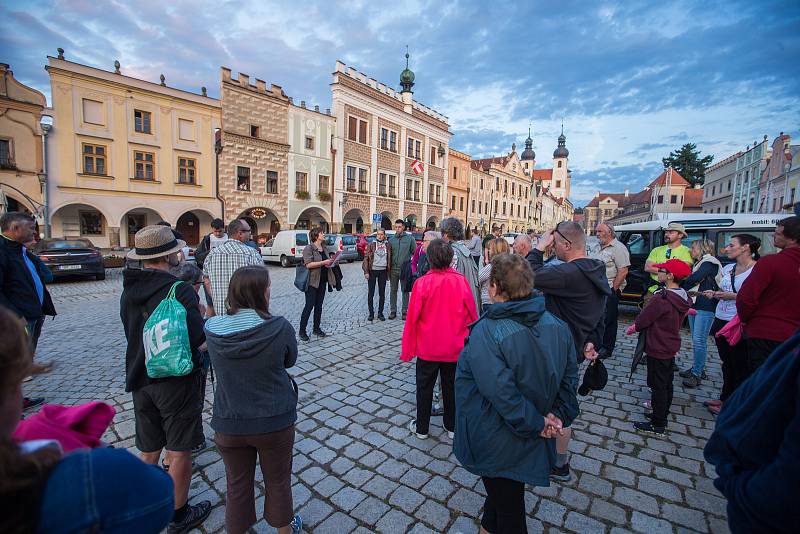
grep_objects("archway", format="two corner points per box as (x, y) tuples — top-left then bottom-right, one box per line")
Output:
(296, 207), (329, 232)
(426, 215), (438, 230)
(176, 209), (214, 246)
(120, 207), (164, 248)
(51, 203), (109, 246)
(380, 211), (393, 230)
(240, 207), (281, 244)
(343, 208), (365, 234)
(405, 213), (418, 231)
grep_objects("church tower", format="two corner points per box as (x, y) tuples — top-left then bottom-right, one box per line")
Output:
(520, 127), (536, 174)
(551, 124), (570, 199)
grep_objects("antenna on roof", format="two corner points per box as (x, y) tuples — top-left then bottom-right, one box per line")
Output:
(405, 45), (409, 68)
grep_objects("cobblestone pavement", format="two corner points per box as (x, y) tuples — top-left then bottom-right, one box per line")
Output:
(26, 263), (730, 533)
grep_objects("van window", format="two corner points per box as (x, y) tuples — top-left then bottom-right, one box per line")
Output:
(265, 239), (274, 247)
(680, 230), (707, 249)
(625, 233), (650, 255)
(342, 235), (356, 246)
(324, 236), (336, 246)
(295, 234), (309, 246)
(716, 230), (777, 257)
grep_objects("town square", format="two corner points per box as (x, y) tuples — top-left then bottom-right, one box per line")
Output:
(1, 1), (799, 533)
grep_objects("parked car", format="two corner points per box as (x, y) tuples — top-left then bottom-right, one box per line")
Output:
(324, 234), (359, 263)
(614, 213), (784, 306)
(34, 238), (105, 280)
(260, 230), (310, 267)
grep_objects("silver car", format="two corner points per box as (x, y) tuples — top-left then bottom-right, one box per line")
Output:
(323, 234), (359, 263)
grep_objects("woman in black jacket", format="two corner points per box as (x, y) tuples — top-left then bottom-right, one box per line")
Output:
(204, 266), (302, 534)
(680, 239), (722, 387)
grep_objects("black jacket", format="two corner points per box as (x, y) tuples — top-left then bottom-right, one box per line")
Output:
(0, 235), (56, 320)
(527, 249), (611, 360)
(120, 268), (205, 392)
(681, 261), (720, 313)
(194, 234), (212, 267)
(205, 315), (298, 435)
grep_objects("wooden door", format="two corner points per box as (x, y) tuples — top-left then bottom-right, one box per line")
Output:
(177, 212), (200, 246)
(127, 214), (146, 247)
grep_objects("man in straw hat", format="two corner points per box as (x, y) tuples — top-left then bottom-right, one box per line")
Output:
(120, 224), (211, 533)
(644, 222), (694, 293)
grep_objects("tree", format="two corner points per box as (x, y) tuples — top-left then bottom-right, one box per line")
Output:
(662, 143), (714, 188)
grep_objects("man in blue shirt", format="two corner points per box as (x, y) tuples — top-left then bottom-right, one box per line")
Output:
(0, 212), (56, 409)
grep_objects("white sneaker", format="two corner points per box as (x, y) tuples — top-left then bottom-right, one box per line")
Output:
(408, 419), (429, 439)
(447, 430), (454, 439)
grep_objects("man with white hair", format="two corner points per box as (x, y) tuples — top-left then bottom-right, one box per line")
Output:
(512, 234), (533, 257)
(592, 222), (630, 359)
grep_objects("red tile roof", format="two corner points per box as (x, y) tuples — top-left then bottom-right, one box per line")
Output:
(684, 188), (703, 208)
(648, 168), (689, 188)
(531, 169), (553, 181)
(470, 156), (509, 171)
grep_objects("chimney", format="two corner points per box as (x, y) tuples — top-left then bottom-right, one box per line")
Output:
(300, 100), (306, 109)
(314, 105), (320, 112)
(624, 189), (629, 197)
(326, 108), (331, 115)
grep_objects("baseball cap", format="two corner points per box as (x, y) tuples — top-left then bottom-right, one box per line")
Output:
(652, 258), (691, 280)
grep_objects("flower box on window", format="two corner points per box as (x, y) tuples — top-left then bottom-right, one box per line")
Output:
(317, 191), (331, 201)
(295, 190), (310, 200)
(358, 189), (369, 194)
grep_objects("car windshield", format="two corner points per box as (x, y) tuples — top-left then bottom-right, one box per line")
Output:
(39, 239), (94, 250)
(342, 235), (356, 245)
(324, 236), (337, 246)
(295, 234), (309, 246)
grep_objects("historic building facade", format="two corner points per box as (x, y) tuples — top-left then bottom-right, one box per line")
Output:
(470, 145), (533, 234)
(0, 63), (47, 230)
(524, 129), (573, 231)
(467, 164), (493, 234)
(218, 67), (291, 242)
(287, 100), (335, 231)
(330, 59), (451, 233)
(447, 148), (470, 223)
(756, 133), (798, 214)
(701, 152), (740, 214)
(731, 136), (769, 214)
(45, 53), (221, 248)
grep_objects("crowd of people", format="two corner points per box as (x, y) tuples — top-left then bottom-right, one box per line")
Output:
(1, 206), (799, 533)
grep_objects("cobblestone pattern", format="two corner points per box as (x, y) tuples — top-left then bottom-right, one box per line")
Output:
(27, 264), (730, 533)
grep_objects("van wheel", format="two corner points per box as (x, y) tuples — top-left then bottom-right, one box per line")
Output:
(280, 255), (290, 268)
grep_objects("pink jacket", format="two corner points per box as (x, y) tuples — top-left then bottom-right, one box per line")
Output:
(401, 268), (478, 362)
(13, 402), (116, 452)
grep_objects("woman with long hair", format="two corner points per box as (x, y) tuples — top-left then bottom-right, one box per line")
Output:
(465, 226), (483, 267)
(299, 227), (335, 341)
(400, 239), (478, 439)
(703, 234), (760, 415)
(205, 265), (302, 534)
(478, 238), (511, 314)
(679, 239), (723, 388)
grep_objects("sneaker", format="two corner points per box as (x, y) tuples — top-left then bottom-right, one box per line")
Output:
(550, 463), (571, 482)
(634, 421), (666, 436)
(368, 313), (374, 321)
(313, 329), (327, 338)
(377, 314), (386, 321)
(23, 375), (33, 383)
(299, 331), (309, 342)
(642, 399), (652, 411)
(388, 312), (397, 320)
(678, 367), (694, 378)
(682, 374), (702, 388)
(167, 501), (212, 534)
(447, 430), (455, 439)
(23, 397), (45, 410)
(408, 419), (428, 439)
(290, 514), (303, 534)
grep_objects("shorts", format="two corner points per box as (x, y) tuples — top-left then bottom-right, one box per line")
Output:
(132, 372), (204, 453)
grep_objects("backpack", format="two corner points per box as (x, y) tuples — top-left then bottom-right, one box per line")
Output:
(143, 282), (194, 378)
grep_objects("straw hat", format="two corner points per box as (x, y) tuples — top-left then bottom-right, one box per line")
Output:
(665, 222), (687, 237)
(126, 225), (186, 260)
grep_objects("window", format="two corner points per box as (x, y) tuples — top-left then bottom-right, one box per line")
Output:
(389, 131), (397, 152)
(625, 233), (651, 255)
(524, 206), (527, 218)
(178, 157), (196, 184)
(318, 174), (329, 193)
(727, 180), (732, 192)
(773, 198), (778, 212)
(504, 180), (508, 193)
(380, 128), (388, 150)
(556, 180), (561, 188)
(711, 185), (716, 196)
(748, 197), (754, 211)
(670, 194), (677, 204)
(0, 139), (10, 168)
(451, 194), (456, 210)
(79, 211), (103, 235)
(250, 125), (260, 138)
(379, 173), (388, 196)
(414, 180), (420, 201)
(266, 170), (278, 194)
(734, 201), (739, 213)
(791, 188), (796, 203)
(133, 151), (155, 180)
(495, 176), (500, 189)
(406, 178), (413, 199)
(436, 185), (441, 204)
(718, 230), (778, 256)
(557, 161), (563, 168)
(82, 143), (106, 175)
(295, 171), (308, 192)
(82, 98), (103, 125)
(480, 178), (484, 189)
(236, 166), (250, 191)
(430, 145), (437, 166)
(178, 119), (194, 141)
(305, 136), (314, 150)
(494, 199), (498, 213)
(407, 137), (421, 159)
(512, 183), (516, 195)
(460, 197), (464, 211)
(347, 116), (368, 144)
(453, 167), (457, 181)
(388, 175), (396, 197)
(472, 199), (476, 213)
(657, 195), (664, 204)
(134, 109), (151, 134)
(346, 166), (356, 191)
(502, 201), (507, 215)
(358, 168), (368, 192)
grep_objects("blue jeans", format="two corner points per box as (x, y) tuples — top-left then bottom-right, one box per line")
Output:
(37, 448), (174, 533)
(688, 310), (715, 377)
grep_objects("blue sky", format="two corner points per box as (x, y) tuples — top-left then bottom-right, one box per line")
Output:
(2, 0), (799, 206)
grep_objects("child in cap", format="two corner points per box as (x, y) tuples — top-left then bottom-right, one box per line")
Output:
(626, 258), (693, 435)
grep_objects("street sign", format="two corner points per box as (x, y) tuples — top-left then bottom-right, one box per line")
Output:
(410, 159), (424, 175)
(372, 213), (381, 222)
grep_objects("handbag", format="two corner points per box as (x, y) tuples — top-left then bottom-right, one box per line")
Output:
(294, 263), (310, 292)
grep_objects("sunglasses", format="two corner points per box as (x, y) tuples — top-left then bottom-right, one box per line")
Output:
(554, 223), (572, 246)
(665, 248), (672, 259)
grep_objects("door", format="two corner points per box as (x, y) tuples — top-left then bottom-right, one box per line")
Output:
(176, 212), (200, 246)
(127, 214), (146, 247)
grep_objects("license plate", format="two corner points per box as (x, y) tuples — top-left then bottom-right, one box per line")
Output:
(59, 264), (81, 270)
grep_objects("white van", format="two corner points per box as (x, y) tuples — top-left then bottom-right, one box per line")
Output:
(260, 230), (310, 267)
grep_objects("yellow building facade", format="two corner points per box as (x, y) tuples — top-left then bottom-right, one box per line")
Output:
(46, 54), (222, 248)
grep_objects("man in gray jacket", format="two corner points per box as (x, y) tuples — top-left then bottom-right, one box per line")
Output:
(441, 217), (481, 310)
(388, 219), (417, 319)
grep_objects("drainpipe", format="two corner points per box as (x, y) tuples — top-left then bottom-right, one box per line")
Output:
(214, 130), (225, 221)
(40, 119), (52, 238)
(330, 136), (336, 233)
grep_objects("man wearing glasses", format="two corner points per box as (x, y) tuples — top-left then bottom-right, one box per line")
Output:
(202, 218), (264, 316)
(527, 221), (611, 482)
(644, 222), (693, 293)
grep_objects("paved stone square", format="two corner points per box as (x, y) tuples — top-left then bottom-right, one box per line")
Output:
(26, 263), (730, 533)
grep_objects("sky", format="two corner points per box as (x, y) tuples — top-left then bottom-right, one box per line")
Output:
(2, 0), (799, 206)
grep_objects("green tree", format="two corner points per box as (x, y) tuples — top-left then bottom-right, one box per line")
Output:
(662, 143), (714, 188)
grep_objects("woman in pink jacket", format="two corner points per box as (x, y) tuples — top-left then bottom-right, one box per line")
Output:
(401, 239), (478, 439)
